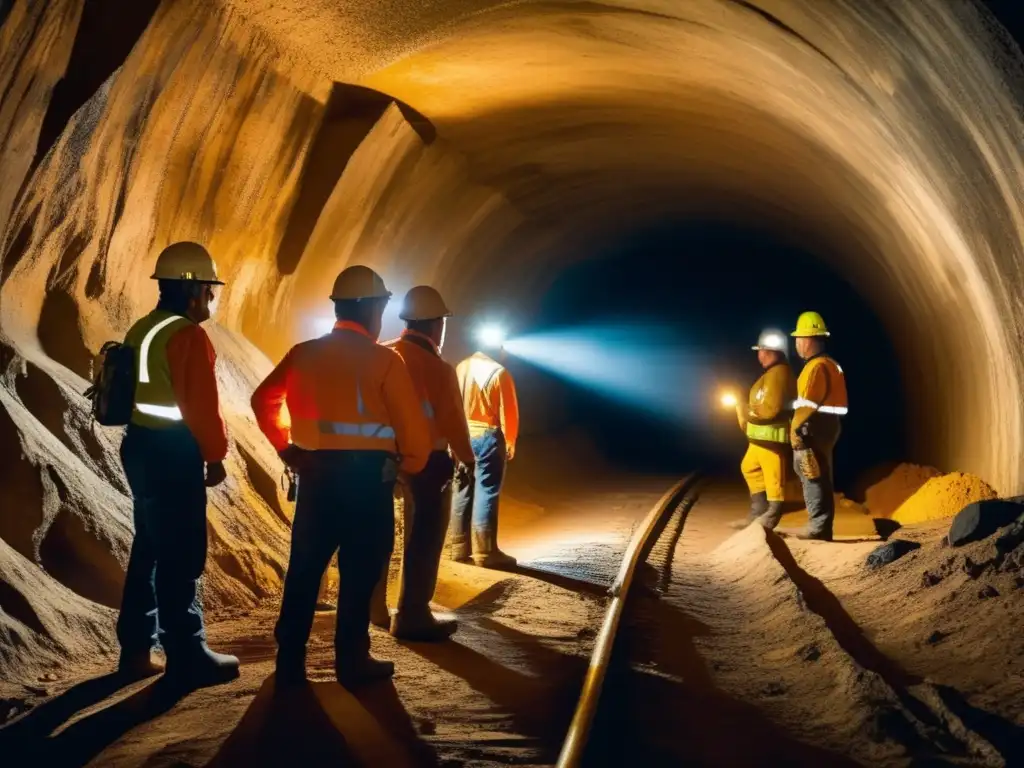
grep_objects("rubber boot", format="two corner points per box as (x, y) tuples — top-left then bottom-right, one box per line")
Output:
(729, 491), (768, 530)
(758, 500), (784, 531)
(391, 611), (458, 642)
(117, 649), (165, 680)
(165, 642), (240, 688)
(336, 656), (395, 688)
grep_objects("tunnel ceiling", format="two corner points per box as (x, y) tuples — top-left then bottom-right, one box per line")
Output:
(214, 0), (1024, 490)
(3, 0), (1024, 495)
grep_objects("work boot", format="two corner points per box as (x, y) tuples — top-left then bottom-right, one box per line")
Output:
(165, 643), (240, 688)
(758, 501), (785, 531)
(472, 550), (517, 570)
(117, 649), (165, 680)
(795, 529), (833, 542)
(335, 656), (395, 688)
(275, 651), (307, 688)
(391, 612), (458, 642)
(729, 492), (768, 530)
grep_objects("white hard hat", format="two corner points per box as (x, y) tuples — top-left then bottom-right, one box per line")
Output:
(330, 265), (392, 301)
(399, 285), (451, 321)
(151, 242), (224, 284)
(752, 329), (787, 354)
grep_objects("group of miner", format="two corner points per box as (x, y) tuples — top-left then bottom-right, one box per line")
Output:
(731, 315), (849, 541)
(110, 242), (520, 690)
(102, 240), (848, 692)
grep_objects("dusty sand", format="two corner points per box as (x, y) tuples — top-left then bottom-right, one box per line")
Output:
(618, 485), (1024, 767)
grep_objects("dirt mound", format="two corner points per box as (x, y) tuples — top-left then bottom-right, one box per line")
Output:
(864, 463), (942, 517)
(891, 473), (997, 525)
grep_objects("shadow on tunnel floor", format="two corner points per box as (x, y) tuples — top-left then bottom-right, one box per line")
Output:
(0, 674), (187, 768)
(208, 676), (439, 768)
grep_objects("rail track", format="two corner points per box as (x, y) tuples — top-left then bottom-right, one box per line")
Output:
(555, 473), (705, 767)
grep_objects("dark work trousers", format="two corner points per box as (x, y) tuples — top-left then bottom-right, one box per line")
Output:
(795, 418), (842, 538)
(395, 450), (455, 620)
(116, 424), (208, 657)
(276, 450), (396, 666)
(450, 429), (506, 559)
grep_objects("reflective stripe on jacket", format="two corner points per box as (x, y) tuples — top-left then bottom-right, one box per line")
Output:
(384, 330), (475, 465)
(455, 352), (519, 450)
(251, 321), (432, 474)
(740, 361), (796, 446)
(792, 354), (848, 439)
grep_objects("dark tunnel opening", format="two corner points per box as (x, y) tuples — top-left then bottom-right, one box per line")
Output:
(515, 219), (907, 493)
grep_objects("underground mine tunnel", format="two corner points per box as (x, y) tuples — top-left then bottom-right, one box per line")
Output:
(2, 0), (1024, 766)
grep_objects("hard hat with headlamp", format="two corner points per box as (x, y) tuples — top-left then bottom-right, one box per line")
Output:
(151, 241), (224, 285)
(330, 265), (392, 301)
(752, 329), (788, 354)
(399, 285), (452, 321)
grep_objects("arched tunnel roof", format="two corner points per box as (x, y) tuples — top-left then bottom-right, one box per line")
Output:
(2, 0), (1024, 495)
(220, 0), (1024, 491)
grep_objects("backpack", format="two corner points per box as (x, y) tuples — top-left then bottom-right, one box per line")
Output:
(83, 341), (136, 426)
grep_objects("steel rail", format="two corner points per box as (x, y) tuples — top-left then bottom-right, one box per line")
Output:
(555, 473), (702, 768)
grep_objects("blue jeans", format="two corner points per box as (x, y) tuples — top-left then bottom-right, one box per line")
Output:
(450, 430), (506, 559)
(275, 451), (396, 664)
(116, 424), (208, 656)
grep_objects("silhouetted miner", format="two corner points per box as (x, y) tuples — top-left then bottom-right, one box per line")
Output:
(370, 285), (476, 641)
(252, 265), (431, 687)
(116, 241), (240, 686)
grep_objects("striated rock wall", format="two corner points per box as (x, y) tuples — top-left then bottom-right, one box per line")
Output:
(0, 0), (332, 681)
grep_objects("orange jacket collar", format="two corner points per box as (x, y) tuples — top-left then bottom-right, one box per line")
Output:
(401, 328), (440, 354)
(333, 320), (372, 339)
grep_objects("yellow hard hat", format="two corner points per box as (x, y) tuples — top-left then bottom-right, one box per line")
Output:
(791, 311), (830, 338)
(752, 329), (787, 353)
(151, 241), (223, 284)
(399, 285), (451, 321)
(330, 265), (392, 301)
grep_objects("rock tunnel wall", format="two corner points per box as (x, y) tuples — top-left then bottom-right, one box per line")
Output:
(2, 0), (1024, 679)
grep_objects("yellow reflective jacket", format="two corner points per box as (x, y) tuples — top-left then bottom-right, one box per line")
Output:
(738, 362), (796, 446)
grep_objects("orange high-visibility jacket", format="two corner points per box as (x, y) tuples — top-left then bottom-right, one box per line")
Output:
(455, 352), (519, 452)
(384, 330), (475, 466)
(792, 354), (848, 440)
(123, 310), (228, 463)
(251, 321), (431, 474)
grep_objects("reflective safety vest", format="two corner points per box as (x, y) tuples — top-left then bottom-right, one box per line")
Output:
(281, 330), (403, 453)
(743, 362), (796, 445)
(386, 333), (449, 452)
(792, 354), (848, 434)
(457, 353), (504, 436)
(123, 310), (193, 428)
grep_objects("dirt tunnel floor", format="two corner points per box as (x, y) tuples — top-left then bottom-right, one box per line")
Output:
(609, 484), (1024, 767)
(0, 467), (672, 768)
(3, 477), (1023, 767)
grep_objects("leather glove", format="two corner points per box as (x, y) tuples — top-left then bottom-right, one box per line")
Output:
(796, 449), (821, 480)
(205, 461), (227, 488)
(279, 444), (308, 474)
